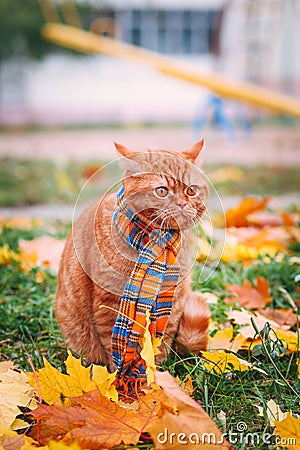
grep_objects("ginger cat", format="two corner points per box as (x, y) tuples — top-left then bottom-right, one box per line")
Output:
(56, 140), (210, 370)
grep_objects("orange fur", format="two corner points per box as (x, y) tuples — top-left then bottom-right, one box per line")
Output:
(56, 141), (210, 369)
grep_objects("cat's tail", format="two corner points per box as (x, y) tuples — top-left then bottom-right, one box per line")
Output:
(176, 292), (210, 354)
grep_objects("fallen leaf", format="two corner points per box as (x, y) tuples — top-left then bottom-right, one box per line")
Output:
(150, 371), (232, 449)
(0, 245), (20, 267)
(201, 350), (250, 374)
(19, 236), (65, 271)
(0, 429), (47, 449)
(0, 363), (37, 429)
(274, 330), (299, 353)
(226, 310), (299, 352)
(225, 197), (269, 228)
(27, 352), (117, 406)
(30, 389), (161, 448)
(259, 308), (297, 328)
(180, 375), (194, 397)
(273, 413), (300, 449)
(256, 399), (287, 425)
(225, 309), (290, 339)
(226, 277), (272, 309)
(217, 410), (226, 432)
(0, 362), (14, 373)
(208, 326), (246, 352)
(220, 228), (287, 263)
(48, 441), (81, 450)
(140, 310), (156, 386)
(0, 244), (38, 273)
(0, 433), (27, 450)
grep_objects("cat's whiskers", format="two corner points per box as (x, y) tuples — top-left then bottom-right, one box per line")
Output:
(133, 208), (173, 242)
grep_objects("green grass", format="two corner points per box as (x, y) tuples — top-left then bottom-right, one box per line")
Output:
(0, 158), (299, 207)
(0, 223), (69, 370)
(1, 221), (300, 449)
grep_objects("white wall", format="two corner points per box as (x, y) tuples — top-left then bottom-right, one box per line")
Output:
(0, 54), (212, 125)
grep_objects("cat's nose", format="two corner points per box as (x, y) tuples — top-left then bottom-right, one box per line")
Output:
(177, 201), (187, 210)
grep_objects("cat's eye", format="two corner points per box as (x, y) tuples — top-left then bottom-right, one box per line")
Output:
(185, 185), (198, 197)
(154, 186), (169, 198)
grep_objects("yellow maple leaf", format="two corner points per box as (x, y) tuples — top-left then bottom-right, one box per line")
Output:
(273, 413), (300, 449)
(0, 362), (37, 429)
(275, 330), (299, 353)
(221, 241), (284, 263)
(27, 352), (117, 406)
(140, 310), (156, 386)
(20, 436), (49, 450)
(208, 326), (246, 352)
(91, 365), (118, 403)
(0, 243), (38, 273)
(0, 244), (18, 266)
(201, 350), (250, 374)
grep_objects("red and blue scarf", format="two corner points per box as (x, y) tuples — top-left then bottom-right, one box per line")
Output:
(112, 186), (181, 392)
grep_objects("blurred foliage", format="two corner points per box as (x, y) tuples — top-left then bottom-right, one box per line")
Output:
(0, 158), (120, 206)
(0, 158), (299, 207)
(0, 0), (91, 62)
(207, 164), (300, 196)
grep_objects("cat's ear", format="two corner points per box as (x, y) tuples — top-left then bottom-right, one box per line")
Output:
(114, 141), (142, 176)
(114, 141), (134, 158)
(181, 139), (204, 163)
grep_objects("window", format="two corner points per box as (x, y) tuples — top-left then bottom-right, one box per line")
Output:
(115, 9), (217, 55)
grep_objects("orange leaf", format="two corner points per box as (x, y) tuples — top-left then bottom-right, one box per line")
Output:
(149, 371), (232, 449)
(226, 277), (271, 309)
(273, 413), (300, 449)
(259, 308), (297, 328)
(30, 389), (161, 449)
(225, 197), (269, 228)
(208, 326), (246, 352)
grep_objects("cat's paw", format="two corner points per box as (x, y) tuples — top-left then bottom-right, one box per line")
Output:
(176, 292), (210, 354)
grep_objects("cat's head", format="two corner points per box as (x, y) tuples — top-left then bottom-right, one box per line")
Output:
(115, 140), (208, 230)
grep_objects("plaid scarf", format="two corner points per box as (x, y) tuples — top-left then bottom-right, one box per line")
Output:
(112, 186), (181, 391)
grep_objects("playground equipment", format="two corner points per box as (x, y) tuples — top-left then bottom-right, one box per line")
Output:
(39, 5), (300, 119)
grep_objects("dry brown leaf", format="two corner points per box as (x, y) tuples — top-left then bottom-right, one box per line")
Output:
(0, 429), (44, 450)
(226, 309), (299, 352)
(226, 277), (271, 309)
(256, 399), (287, 425)
(149, 371), (232, 449)
(0, 361), (14, 374)
(0, 364), (37, 429)
(259, 308), (297, 328)
(30, 389), (161, 449)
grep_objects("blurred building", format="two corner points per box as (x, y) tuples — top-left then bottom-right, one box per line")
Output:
(0, 0), (299, 126)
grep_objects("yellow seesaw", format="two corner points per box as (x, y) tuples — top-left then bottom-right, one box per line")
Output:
(42, 23), (300, 119)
